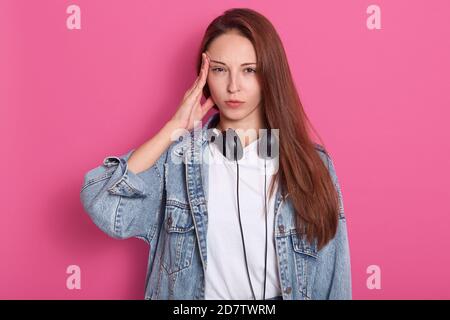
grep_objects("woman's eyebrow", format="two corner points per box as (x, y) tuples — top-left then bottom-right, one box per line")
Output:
(209, 59), (256, 66)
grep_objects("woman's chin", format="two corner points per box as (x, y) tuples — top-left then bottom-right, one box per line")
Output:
(218, 107), (246, 119)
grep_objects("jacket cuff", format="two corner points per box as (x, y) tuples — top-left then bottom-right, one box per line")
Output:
(103, 149), (148, 197)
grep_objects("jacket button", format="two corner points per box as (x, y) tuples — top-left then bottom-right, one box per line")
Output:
(284, 286), (292, 294)
(167, 217), (172, 226)
(278, 225), (285, 234)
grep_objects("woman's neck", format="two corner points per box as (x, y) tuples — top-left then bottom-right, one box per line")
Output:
(215, 113), (266, 148)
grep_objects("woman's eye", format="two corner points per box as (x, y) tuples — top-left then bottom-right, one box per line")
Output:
(211, 67), (256, 73)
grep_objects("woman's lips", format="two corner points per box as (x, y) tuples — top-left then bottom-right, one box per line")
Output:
(225, 101), (244, 108)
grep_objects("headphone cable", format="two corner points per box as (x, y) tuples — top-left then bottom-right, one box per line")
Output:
(263, 157), (268, 300)
(234, 137), (268, 300)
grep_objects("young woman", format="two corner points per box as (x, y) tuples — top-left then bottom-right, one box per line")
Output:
(80, 8), (352, 300)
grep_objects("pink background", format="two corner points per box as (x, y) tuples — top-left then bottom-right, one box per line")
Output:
(1, 0), (449, 299)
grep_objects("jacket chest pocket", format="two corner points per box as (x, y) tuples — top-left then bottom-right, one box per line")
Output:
(161, 199), (196, 275)
(290, 233), (319, 300)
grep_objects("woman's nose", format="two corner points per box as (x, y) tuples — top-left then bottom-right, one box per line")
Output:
(227, 75), (241, 93)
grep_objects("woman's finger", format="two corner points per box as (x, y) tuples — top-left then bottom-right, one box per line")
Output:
(200, 96), (216, 116)
(183, 52), (208, 105)
(185, 53), (206, 96)
(186, 72), (207, 105)
(185, 74), (200, 98)
(192, 55), (209, 96)
(185, 77), (202, 104)
(192, 82), (204, 107)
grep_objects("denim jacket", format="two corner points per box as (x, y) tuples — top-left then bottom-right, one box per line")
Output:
(80, 112), (352, 300)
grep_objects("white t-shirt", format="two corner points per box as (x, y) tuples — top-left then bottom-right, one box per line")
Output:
(204, 130), (282, 300)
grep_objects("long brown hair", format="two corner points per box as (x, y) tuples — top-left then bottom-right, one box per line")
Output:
(197, 8), (340, 251)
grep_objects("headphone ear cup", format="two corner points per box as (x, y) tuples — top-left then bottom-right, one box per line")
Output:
(223, 128), (243, 161)
(258, 128), (279, 160)
(209, 128), (223, 157)
(208, 128), (220, 145)
(209, 127), (244, 161)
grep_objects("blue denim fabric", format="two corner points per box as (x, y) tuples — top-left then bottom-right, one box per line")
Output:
(80, 112), (352, 300)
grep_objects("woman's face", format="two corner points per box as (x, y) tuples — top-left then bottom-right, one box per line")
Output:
(205, 30), (262, 124)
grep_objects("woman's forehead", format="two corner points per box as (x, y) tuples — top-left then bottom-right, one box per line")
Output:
(207, 34), (257, 62)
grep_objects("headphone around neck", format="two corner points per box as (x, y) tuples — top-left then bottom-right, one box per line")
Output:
(208, 126), (279, 300)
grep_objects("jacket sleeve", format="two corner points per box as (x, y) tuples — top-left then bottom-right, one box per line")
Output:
(80, 148), (169, 243)
(312, 149), (352, 300)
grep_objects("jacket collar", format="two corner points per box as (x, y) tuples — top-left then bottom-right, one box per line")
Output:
(173, 112), (288, 201)
(172, 112), (220, 157)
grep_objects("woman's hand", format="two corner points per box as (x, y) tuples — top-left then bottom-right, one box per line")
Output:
(170, 52), (216, 131)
